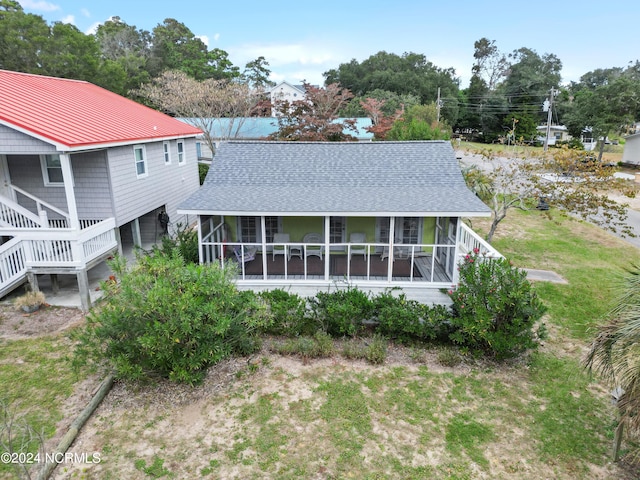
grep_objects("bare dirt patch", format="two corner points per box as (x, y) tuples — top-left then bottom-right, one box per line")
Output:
(0, 302), (85, 341)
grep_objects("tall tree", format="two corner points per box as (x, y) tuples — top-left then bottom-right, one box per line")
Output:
(0, 1), (49, 73)
(136, 70), (265, 156)
(242, 56), (275, 89)
(149, 18), (239, 81)
(269, 83), (358, 141)
(471, 38), (508, 91)
(324, 51), (460, 124)
(94, 16), (152, 92)
(359, 97), (404, 140)
(564, 66), (640, 159)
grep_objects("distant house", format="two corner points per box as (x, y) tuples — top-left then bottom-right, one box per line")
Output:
(0, 69), (202, 309)
(622, 132), (640, 167)
(178, 141), (501, 303)
(267, 81), (307, 116)
(536, 124), (571, 145)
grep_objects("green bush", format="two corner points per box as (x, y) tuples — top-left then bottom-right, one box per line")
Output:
(258, 289), (314, 336)
(198, 163), (210, 185)
(156, 222), (199, 264)
(448, 251), (547, 359)
(364, 334), (387, 365)
(272, 331), (334, 359)
(310, 287), (373, 337)
(372, 289), (452, 342)
(73, 250), (268, 385)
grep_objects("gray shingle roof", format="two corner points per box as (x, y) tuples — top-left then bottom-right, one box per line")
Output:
(179, 141), (491, 216)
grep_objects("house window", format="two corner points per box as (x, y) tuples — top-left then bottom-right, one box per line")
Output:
(239, 216), (281, 243)
(163, 141), (171, 164)
(177, 140), (185, 165)
(264, 216), (279, 243)
(134, 145), (147, 177)
(195, 142), (202, 159)
(401, 217), (420, 244)
(329, 217), (345, 244)
(41, 154), (64, 186)
(239, 217), (257, 243)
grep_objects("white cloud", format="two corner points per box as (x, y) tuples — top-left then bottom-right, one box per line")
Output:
(228, 41), (349, 84)
(60, 14), (74, 25)
(81, 8), (90, 18)
(85, 21), (102, 35)
(213, 33), (220, 42)
(197, 35), (209, 47)
(18, 0), (60, 12)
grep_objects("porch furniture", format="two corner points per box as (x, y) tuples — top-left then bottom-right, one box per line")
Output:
(303, 232), (324, 260)
(349, 233), (367, 261)
(234, 245), (257, 263)
(381, 246), (410, 262)
(289, 243), (303, 260)
(272, 233), (290, 260)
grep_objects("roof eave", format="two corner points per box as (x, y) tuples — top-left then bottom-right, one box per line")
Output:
(178, 209), (491, 217)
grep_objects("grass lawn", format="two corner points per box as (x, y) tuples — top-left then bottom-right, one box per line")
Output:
(2, 209), (640, 479)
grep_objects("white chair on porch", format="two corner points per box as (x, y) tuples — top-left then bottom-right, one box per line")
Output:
(303, 232), (324, 260)
(349, 232), (367, 261)
(272, 233), (290, 260)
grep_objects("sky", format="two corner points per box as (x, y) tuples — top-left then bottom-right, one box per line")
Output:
(17, 0), (640, 90)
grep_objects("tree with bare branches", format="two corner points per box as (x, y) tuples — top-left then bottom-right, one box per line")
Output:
(463, 147), (635, 243)
(269, 83), (358, 141)
(135, 70), (265, 156)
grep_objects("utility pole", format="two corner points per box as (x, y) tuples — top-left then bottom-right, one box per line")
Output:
(436, 87), (441, 123)
(543, 87), (555, 152)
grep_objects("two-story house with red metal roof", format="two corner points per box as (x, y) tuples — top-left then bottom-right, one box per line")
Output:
(0, 69), (202, 309)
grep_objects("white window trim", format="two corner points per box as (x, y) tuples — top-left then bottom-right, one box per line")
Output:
(163, 141), (172, 165)
(177, 140), (185, 166)
(40, 154), (68, 187)
(134, 144), (148, 178)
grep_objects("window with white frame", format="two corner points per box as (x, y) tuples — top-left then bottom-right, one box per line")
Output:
(238, 216), (281, 243)
(134, 145), (147, 177)
(177, 140), (185, 165)
(40, 154), (64, 186)
(163, 141), (171, 164)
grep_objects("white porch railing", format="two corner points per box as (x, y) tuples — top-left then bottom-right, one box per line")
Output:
(0, 237), (28, 295)
(202, 240), (457, 285)
(458, 222), (503, 259)
(10, 185), (71, 226)
(0, 218), (117, 269)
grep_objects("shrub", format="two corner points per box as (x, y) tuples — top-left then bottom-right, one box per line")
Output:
(309, 287), (373, 337)
(272, 331), (334, 359)
(155, 222), (199, 264)
(372, 289), (451, 342)
(364, 334), (387, 365)
(198, 163), (210, 185)
(448, 252), (547, 359)
(73, 250), (268, 385)
(258, 289), (314, 336)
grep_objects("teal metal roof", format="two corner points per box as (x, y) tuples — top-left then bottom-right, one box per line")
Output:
(179, 117), (374, 140)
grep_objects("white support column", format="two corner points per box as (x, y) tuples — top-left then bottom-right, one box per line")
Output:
(453, 218), (462, 285)
(131, 218), (142, 248)
(197, 216), (203, 264)
(324, 216), (330, 281)
(387, 217), (396, 281)
(60, 153), (80, 231)
(261, 216), (267, 280)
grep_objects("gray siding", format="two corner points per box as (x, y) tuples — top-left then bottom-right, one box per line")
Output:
(0, 124), (57, 154)
(7, 151), (114, 220)
(107, 138), (200, 228)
